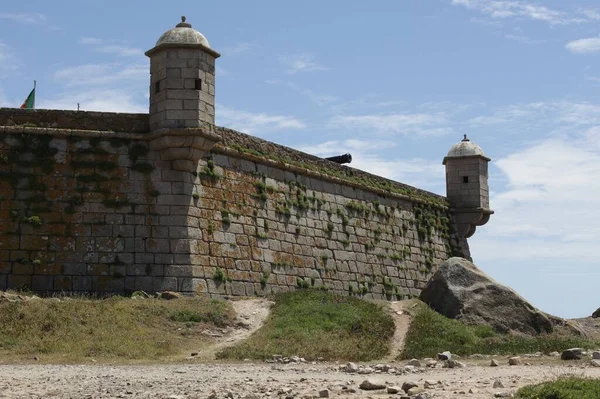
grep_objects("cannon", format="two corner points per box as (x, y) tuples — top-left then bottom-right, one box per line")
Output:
(325, 153), (352, 164)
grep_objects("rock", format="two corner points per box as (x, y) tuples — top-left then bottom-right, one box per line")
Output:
(357, 367), (374, 374)
(437, 351), (452, 360)
(359, 380), (386, 390)
(493, 381), (504, 388)
(407, 387), (425, 395)
(318, 389), (329, 398)
(426, 360), (438, 368)
(490, 359), (499, 367)
(508, 356), (521, 365)
(592, 308), (600, 318)
(407, 359), (421, 367)
(387, 386), (402, 394)
(158, 291), (182, 300)
(190, 352), (198, 357)
(592, 351), (600, 360)
(131, 290), (151, 298)
(561, 348), (582, 360)
(423, 380), (438, 389)
(549, 351), (560, 357)
(344, 362), (358, 372)
(591, 359), (600, 367)
(419, 257), (554, 335)
(494, 392), (514, 398)
(401, 382), (418, 393)
(469, 388), (478, 394)
(443, 359), (465, 368)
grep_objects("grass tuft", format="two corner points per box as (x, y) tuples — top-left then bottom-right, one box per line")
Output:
(0, 295), (235, 362)
(217, 290), (395, 361)
(401, 301), (598, 359)
(516, 376), (600, 399)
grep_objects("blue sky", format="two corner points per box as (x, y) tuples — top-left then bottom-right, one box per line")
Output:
(1, 0), (600, 318)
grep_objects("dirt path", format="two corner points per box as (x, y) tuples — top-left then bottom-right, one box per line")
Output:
(1, 359), (599, 398)
(191, 298), (273, 361)
(384, 300), (413, 361)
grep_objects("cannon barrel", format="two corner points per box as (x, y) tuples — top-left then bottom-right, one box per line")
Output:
(325, 153), (352, 164)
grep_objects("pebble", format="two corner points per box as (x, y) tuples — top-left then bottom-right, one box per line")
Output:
(508, 357), (521, 366)
(490, 359), (499, 367)
(561, 348), (582, 360)
(359, 379), (386, 390)
(401, 381), (418, 393)
(387, 386), (402, 394)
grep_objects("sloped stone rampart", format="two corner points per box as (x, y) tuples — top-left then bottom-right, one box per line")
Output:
(0, 117), (470, 299)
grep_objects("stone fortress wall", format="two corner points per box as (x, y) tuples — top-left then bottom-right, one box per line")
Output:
(0, 16), (492, 300)
(0, 109), (470, 299)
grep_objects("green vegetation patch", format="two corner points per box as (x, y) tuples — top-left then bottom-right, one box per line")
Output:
(516, 376), (600, 399)
(217, 290), (395, 361)
(0, 295), (235, 362)
(401, 301), (598, 359)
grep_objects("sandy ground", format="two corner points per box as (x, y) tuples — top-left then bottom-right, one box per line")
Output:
(1, 360), (599, 398)
(1, 298), (599, 398)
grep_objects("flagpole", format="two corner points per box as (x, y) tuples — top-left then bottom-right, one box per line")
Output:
(33, 80), (36, 110)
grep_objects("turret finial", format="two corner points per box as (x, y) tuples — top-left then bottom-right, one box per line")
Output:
(176, 15), (192, 28)
(462, 134), (469, 142)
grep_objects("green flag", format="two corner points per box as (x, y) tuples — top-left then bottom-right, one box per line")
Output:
(20, 88), (35, 109)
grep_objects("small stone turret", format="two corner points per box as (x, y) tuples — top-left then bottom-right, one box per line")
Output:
(146, 16), (220, 130)
(443, 135), (493, 238)
(145, 16), (221, 171)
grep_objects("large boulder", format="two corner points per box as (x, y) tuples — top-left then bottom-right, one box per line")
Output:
(419, 257), (553, 335)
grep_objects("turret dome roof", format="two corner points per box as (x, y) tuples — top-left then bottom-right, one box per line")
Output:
(155, 16), (211, 48)
(446, 135), (486, 158)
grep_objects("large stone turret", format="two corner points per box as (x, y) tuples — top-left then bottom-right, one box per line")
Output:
(145, 16), (221, 171)
(443, 135), (493, 238)
(146, 16), (220, 130)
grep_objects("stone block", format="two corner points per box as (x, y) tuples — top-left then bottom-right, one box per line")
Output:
(7, 275), (32, 289)
(71, 276), (92, 291)
(231, 281), (246, 296)
(32, 275), (53, 291)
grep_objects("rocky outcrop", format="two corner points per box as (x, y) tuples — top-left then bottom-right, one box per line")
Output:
(419, 257), (554, 335)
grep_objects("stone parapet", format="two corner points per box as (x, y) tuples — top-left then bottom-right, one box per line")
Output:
(0, 108), (149, 133)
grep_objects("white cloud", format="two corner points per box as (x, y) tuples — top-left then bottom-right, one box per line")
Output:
(566, 37), (600, 54)
(504, 34), (544, 44)
(279, 54), (329, 74)
(266, 80), (339, 106)
(452, 0), (585, 25)
(0, 12), (46, 24)
(467, 101), (600, 130)
(473, 137), (600, 260)
(79, 37), (142, 57)
(216, 105), (306, 135)
(328, 112), (451, 137)
(0, 42), (19, 79)
(222, 42), (257, 55)
(577, 8), (600, 20)
(37, 89), (147, 113)
(53, 63), (147, 87)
